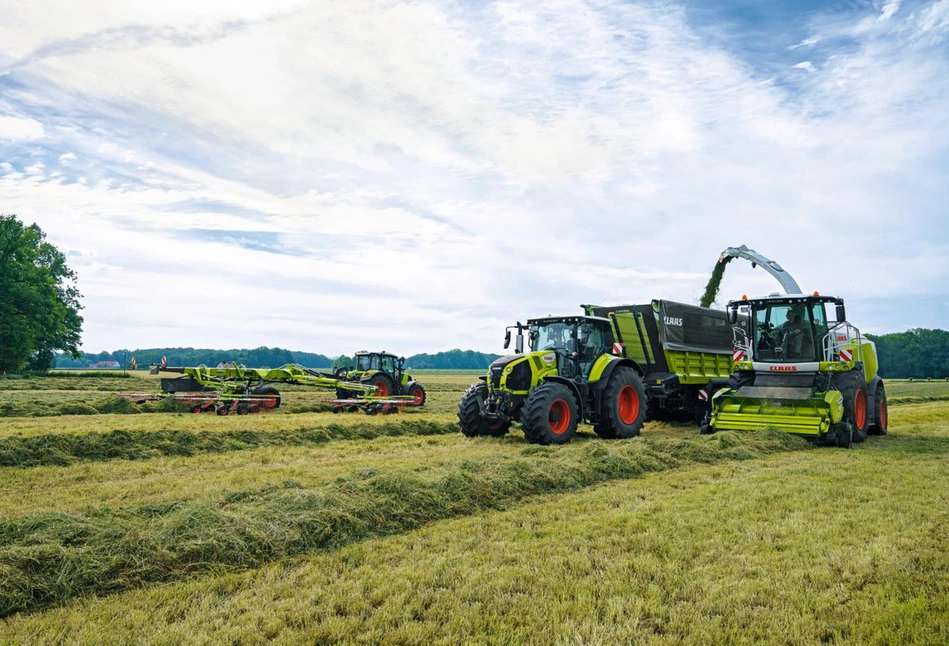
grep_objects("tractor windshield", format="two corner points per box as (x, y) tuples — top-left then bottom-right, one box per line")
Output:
(753, 301), (828, 363)
(530, 322), (577, 353)
(355, 354), (379, 371)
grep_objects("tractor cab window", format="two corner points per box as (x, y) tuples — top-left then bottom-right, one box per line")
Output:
(754, 302), (822, 363)
(530, 322), (576, 353)
(356, 355), (379, 371)
(381, 355), (396, 375)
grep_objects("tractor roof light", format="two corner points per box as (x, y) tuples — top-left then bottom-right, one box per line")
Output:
(813, 291), (820, 296)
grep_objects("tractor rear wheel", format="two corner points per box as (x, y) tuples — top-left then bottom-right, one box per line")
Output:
(458, 383), (510, 437)
(252, 385), (281, 409)
(869, 384), (888, 435)
(365, 374), (393, 397)
(407, 383), (427, 406)
(522, 382), (579, 445)
(598, 367), (646, 439)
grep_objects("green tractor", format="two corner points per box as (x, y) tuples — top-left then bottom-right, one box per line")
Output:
(335, 351), (426, 406)
(704, 294), (887, 447)
(458, 316), (647, 444)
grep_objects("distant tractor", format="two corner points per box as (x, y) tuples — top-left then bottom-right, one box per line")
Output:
(705, 294), (887, 447)
(457, 300), (735, 444)
(335, 351), (427, 406)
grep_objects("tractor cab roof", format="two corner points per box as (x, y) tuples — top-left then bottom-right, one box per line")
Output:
(728, 294), (844, 308)
(354, 351), (401, 359)
(526, 315), (611, 326)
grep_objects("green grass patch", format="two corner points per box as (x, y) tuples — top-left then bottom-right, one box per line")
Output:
(0, 420), (459, 468)
(0, 429), (808, 617)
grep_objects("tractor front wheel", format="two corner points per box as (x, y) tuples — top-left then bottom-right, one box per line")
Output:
(407, 382), (427, 406)
(458, 383), (510, 437)
(523, 382), (579, 445)
(599, 367), (646, 439)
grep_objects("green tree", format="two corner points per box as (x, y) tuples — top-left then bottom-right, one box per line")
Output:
(0, 215), (83, 371)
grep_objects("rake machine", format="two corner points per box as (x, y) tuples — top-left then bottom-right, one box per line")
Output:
(128, 360), (423, 415)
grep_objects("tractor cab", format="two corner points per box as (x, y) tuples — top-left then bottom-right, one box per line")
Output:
(506, 316), (614, 380)
(352, 351), (404, 382)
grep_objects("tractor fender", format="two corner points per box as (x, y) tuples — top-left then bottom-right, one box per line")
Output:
(591, 357), (644, 387)
(402, 379), (421, 396)
(867, 375), (883, 420)
(541, 376), (586, 420)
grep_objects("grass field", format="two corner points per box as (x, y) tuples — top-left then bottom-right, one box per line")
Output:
(0, 373), (947, 644)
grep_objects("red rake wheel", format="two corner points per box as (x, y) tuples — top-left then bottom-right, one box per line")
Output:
(617, 385), (641, 425)
(548, 398), (571, 435)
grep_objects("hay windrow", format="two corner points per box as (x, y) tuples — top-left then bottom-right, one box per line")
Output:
(0, 420), (459, 469)
(0, 430), (809, 616)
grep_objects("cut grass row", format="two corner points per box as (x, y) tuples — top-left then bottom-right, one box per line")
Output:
(3, 412), (947, 645)
(0, 429), (808, 617)
(0, 419), (457, 469)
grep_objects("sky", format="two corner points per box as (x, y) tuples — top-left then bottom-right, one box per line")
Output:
(1, 0), (948, 357)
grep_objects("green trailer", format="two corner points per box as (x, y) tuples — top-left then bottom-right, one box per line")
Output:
(583, 300), (734, 423)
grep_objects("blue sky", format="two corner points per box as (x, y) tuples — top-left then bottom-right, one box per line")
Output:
(1, 0), (947, 355)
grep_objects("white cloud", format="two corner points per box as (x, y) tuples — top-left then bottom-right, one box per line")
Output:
(879, 0), (901, 21)
(0, 0), (947, 353)
(0, 115), (44, 140)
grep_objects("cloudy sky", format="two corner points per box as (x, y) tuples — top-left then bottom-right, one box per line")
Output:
(1, 0), (947, 356)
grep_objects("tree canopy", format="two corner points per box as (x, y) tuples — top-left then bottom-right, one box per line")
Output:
(0, 215), (83, 371)
(866, 329), (949, 379)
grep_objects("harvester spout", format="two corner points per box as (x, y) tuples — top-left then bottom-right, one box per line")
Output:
(719, 245), (803, 295)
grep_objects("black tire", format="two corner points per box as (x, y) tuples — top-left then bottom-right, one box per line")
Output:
(869, 384), (888, 435)
(597, 367), (646, 439)
(406, 382), (427, 406)
(837, 372), (869, 442)
(457, 383), (510, 437)
(836, 425), (853, 449)
(522, 382), (579, 445)
(335, 388), (352, 400)
(252, 384), (281, 409)
(727, 370), (755, 391)
(365, 373), (394, 397)
(593, 424), (617, 439)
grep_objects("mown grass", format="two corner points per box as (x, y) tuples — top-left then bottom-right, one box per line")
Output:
(0, 419), (457, 468)
(1, 402), (946, 645)
(0, 429), (807, 617)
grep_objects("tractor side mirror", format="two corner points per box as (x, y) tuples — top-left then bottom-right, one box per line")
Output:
(727, 305), (738, 325)
(515, 324), (524, 354)
(835, 303), (846, 323)
(504, 330), (511, 349)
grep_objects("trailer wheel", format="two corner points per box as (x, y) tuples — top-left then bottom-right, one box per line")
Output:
(523, 382), (579, 445)
(458, 383), (509, 437)
(599, 367), (646, 439)
(869, 384), (888, 435)
(252, 385), (281, 409)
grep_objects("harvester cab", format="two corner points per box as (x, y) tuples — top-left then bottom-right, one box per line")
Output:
(707, 293), (888, 446)
(458, 314), (647, 445)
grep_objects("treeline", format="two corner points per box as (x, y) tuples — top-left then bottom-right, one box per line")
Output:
(54, 347), (504, 371)
(54, 347), (334, 369)
(406, 349), (501, 369)
(865, 329), (949, 379)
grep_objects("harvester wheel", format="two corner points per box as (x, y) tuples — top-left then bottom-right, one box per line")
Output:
(869, 384), (888, 435)
(407, 383), (427, 406)
(252, 385), (281, 409)
(365, 374), (393, 397)
(599, 367), (646, 439)
(457, 383), (509, 437)
(523, 382), (579, 445)
(840, 378), (869, 443)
